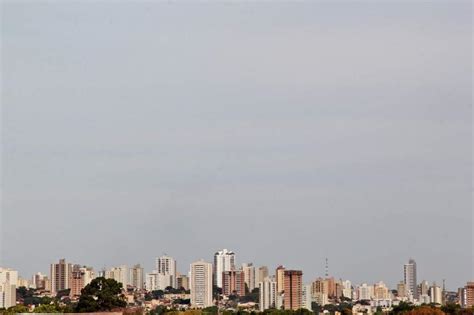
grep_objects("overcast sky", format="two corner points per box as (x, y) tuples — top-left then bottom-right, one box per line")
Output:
(1, 1), (472, 290)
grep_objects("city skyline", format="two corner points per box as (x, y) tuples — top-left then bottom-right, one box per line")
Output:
(1, 0), (472, 293)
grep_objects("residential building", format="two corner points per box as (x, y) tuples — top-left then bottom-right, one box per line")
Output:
(418, 280), (429, 297)
(357, 283), (374, 300)
(256, 266), (269, 285)
(177, 274), (190, 291)
(276, 266), (285, 294)
(342, 280), (352, 299)
(465, 282), (474, 308)
(146, 272), (158, 291)
(374, 281), (389, 300)
(50, 259), (72, 295)
(430, 283), (442, 305)
(259, 277), (277, 311)
(222, 270), (245, 296)
(397, 281), (407, 298)
(404, 259), (418, 299)
(0, 283), (16, 309)
(0, 268), (18, 287)
(283, 270), (303, 310)
(242, 263), (255, 291)
(190, 260), (213, 308)
(105, 265), (128, 288)
(302, 284), (312, 310)
(129, 264), (144, 290)
(213, 249), (236, 288)
(156, 255), (177, 288)
(70, 265), (86, 298)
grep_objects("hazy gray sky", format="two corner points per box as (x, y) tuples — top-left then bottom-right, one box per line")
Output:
(1, 1), (472, 289)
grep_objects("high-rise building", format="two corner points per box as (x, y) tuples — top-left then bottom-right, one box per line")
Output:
(156, 255), (177, 288)
(0, 283), (16, 309)
(312, 277), (329, 297)
(222, 270), (246, 297)
(32, 272), (47, 290)
(177, 274), (189, 291)
(81, 267), (95, 287)
(326, 277), (336, 298)
(256, 266), (269, 285)
(190, 260), (213, 308)
(0, 268), (18, 287)
(465, 282), (474, 308)
(50, 259), (73, 295)
(357, 283), (374, 300)
(374, 281), (389, 300)
(146, 272), (158, 291)
(276, 266), (286, 294)
(342, 280), (352, 299)
(283, 270), (303, 310)
(70, 265), (86, 298)
(302, 284), (312, 310)
(213, 249), (236, 288)
(397, 281), (407, 298)
(241, 263), (255, 292)
(259, 277), (277, 311)
(105, 265), (128, 288)
(129, 264), (144, 290)
(418, 280), (429, 297)
(430, 283), (442, 305)
(404, 259), (417, 299)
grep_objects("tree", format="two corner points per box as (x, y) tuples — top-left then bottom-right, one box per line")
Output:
(75, 277), (126, 312)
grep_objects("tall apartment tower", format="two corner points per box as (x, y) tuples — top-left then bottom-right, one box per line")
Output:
(256, 266), (269, 285)
(190, 260), (213, 308)
(156, 255), (177, 288)
(222, 270), (246, 296)
(241, 263), (256, 291)
(213, 249), (236, 288)
(259, 276), (277, 311)
(70, 265), (86, 297)
(465, 282), (474, 308)
(283, 270), (303, 310)
(50, 259), (72, 295)
(129, 264), (144, 290)
(105, 265), (128, 288)
(404, 258), (417, 299)
(276, 265), (286, 294)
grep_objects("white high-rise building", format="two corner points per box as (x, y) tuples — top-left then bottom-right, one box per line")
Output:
(156, 255), (177, 289)
(129, 264), (144, 290)
(190, 260), (213, 308)
(146, 272), (158, 291)
(0, 268), (18, 287)
(0, 283), (16, 309)
(430, 283), (442, 305)
(259, 277), (277, 311)
(81, 267), (95, 287)
(213, 249), (236, 288)
(105, 265), (128, 288)
(404, 259), (417, 299)
(242, 263), (255, 291)
(357, 283), (374, 300)
(342, 280), (352, 299)
(302, 284), (313, 311)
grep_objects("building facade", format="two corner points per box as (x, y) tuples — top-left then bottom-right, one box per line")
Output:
(404, 259), (417, 299)
(50, 259), (72, 295)
(222, 270), (245, 297)
(213, 249), (236, 288)
(259, 277), (277, 311)
(283, 270), (303, 310)
(190, 260), (213, 308)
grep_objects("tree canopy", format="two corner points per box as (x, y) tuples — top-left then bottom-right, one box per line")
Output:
(75, 277), (127, 312)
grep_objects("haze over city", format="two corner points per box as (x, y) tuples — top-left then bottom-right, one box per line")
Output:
(1, 0), (472, 293)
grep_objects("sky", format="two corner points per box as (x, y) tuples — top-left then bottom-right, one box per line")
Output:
(1, 1), (472, 290)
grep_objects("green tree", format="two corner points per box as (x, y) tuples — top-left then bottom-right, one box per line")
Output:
(75, 277), (126, 312)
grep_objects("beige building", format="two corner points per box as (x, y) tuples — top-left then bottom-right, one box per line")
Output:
(177, 274), (189, 291)
(50, 259), (73, 295)
(374, 281), (389, 300)
(276, 266), (286, 294)
(241, 263), (255, 291)
(190, 260), (213, 308)
(0, 283), (16, 309)
(464, 282), (474, 308)
(129, 264), (144, 290)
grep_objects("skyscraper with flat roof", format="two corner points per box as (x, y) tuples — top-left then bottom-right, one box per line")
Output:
(213, 249), (236, 288)
(50, 259), (72, 295)
(190, 260), (213, 308)
(404, 258), (417, 299)
(283, 270), (303, 310)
